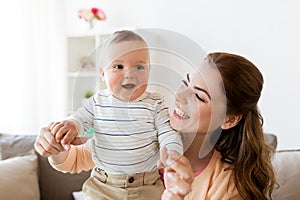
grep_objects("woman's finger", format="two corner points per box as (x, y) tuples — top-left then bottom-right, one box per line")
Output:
(71, 137), (87, 145)
(161, 189), (182, 200)
(160, 147), (169, 166)
(34, 133), (59, 156)
(44, 130), (65, 152)
(61, 130), (77, 145)
(51, 122), (64, 136)
(157, 159), (164, 169)
(167, 155), (194, 184)
(34, 138), (51, 157)
(165, 149), (183, 166)
(55, 125), (68, 142)
(39, 133), (61, 154)
(164, 171), (191, 197)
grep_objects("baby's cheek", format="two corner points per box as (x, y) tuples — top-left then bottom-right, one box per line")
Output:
(107, 76), (121, 88)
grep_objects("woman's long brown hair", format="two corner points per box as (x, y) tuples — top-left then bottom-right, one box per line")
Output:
(209, 52), (276, 200)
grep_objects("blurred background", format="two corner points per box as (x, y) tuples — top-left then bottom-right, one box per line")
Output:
(0, 0), (299, 150)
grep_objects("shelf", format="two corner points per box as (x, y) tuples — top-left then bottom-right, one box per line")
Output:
(66, 32), (112, 114)
(65, 30), (114, 38)
(68, 72), (98, 77)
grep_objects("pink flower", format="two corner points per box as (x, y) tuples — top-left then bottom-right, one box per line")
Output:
(78, 9), (94, 22)
(78, 7), (106, 29)
(91, 8), (106, 20)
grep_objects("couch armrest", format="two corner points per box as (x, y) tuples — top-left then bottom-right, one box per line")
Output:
(272, 149), (300, 199)
(265, 133), (277, 150)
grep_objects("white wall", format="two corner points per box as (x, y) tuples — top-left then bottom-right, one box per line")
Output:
(65, 0), (300, 150)
(0, 1), (66, 134)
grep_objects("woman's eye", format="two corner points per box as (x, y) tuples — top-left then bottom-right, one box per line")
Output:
(135, 65), (145, 70)
(182, 80), (188, 86)
(113, 64), (124, 69)
(195, 94), (205, 103)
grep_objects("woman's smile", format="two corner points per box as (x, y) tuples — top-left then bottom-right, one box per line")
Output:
(173, 107), (190, 119)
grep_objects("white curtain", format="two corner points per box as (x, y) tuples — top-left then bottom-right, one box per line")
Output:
(0, 0), (66, 134)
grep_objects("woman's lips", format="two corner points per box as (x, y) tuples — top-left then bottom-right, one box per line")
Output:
(173, 110), (182, 119)
(173, 107), (190, 119)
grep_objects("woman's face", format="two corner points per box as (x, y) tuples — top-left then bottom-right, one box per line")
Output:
(170, 60), (226, 136)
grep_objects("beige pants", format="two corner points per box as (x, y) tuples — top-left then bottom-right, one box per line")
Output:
(82, 167), (164, 200)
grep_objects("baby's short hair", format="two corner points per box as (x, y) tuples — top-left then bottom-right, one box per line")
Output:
(99, 30), (148, 70)
(108, 30), (147, 45)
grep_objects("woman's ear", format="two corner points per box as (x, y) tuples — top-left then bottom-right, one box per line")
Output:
(221, 114), (242, 130)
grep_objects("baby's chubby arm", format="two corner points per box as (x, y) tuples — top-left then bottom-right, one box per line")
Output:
(50, 119), (81, 150)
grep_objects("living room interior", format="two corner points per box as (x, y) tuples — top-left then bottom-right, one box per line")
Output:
(0, 0), (299, 199)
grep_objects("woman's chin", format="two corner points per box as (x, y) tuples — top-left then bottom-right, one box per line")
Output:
(170, 116), (199, 135)
(170, 117), (184, 131)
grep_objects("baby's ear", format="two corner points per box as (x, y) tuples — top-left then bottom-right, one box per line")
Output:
(221, 114), (242, 130)
(100, 67), (105, 80)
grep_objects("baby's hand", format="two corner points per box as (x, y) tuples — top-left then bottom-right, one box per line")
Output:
(158, 147), (182, 168)
(158, 147), (193, 199)
(50, 120), (79, 150)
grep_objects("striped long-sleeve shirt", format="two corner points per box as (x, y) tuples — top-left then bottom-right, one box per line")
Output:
(72, 89), (183, 175)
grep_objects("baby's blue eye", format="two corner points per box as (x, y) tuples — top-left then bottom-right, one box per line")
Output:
(135, 65), (145, 70)
(113, 64), (124, 69)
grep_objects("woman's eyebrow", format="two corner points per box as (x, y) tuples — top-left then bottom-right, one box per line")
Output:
(187, 74), (211, 100)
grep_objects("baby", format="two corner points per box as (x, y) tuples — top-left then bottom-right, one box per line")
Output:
(50, 30), (183, 200)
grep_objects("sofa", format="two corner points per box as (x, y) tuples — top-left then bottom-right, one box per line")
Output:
(0, 133), (299, 200)
(0, 133), (90, 200)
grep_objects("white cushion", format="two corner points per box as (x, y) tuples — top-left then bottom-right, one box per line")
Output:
(0, 152), (40, 200)
(272, 150), (300, 200)
(73, 190), (85, 200)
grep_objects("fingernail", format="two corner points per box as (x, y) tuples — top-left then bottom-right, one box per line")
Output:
(166, 172), (175, 179)
(63, 144), (70, 151)
(166, 157), (176, 166)
(179, 189), (184, 196)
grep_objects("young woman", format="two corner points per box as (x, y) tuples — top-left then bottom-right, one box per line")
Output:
(161, 52), (276, 200)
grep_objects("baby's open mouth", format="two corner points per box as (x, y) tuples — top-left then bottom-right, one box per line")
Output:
(121, 84), (136, 89)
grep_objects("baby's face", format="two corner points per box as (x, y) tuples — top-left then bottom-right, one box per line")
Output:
(102, 41), (150, 101)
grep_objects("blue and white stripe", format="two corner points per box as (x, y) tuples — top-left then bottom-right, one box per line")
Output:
(73, 89), (183, 175)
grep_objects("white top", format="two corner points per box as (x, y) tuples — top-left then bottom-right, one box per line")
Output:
(72, 89), (183, 175)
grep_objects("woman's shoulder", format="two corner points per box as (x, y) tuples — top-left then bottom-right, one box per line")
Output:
(193, 150), (234, 187)
(204, 150), (232, 176)
(189, 150), (240, 199)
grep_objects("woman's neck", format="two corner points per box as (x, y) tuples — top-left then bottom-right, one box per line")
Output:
(183, 134), (214, 172)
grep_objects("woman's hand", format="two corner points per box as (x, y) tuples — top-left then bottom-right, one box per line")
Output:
(34, 122), (66, 157)
(50, 119), (81, 150)
(159, 148), (194, 200)
(34, 122), (87, 157)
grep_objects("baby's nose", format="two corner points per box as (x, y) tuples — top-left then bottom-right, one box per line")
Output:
(123, 69), (134, 79)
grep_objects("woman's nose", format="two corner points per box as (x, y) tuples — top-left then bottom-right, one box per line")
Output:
(176, 87), (190, 104)
(177, 95), (188, 104)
